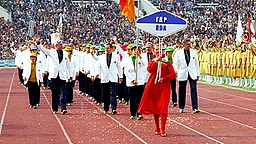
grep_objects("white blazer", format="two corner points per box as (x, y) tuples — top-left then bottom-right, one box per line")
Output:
(96, 52), (123, 83)
(23, 61), (43, 85)
(38, 45), (72, 81)
(79, 51), (87, 73)
(68, 54), (78, 81)
(141, 53), (152, 83)
(86, 53), (98, 78)
(124, 56), (145, 87)
(173, 48), (200, 81)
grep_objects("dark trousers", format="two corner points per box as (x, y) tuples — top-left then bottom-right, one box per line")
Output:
(94, 78), (102, 103)
(129, 85), (145, 116)
(51, 76), (67, 112)
(66, 81), (74, 103)
(79, 72), (86, 93)
(86, 77), (90, 95)
(27, 82), (40, 106)
(118, 75), (129, 102)
(170, 78), (177, 104)
(18, 67), (24, 84)
(178, 75), (199, 110)
(102, 82), (117, 112)
(43, 73), (51, 89)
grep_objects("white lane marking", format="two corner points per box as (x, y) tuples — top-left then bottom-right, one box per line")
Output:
(200, 97), (256, 113)
(183, 99), (256, 131)
(75, 91), (148, 144)
(200, 109), (256, 131)
(41, 90), (73, 144)
(185, 91), (256, 130)
(170, 120), (224, 144)
(0, 72), (15, 135)
(198, 86), (256, 102)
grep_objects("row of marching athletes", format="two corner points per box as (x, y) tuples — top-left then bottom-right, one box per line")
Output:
(70, 38), (153, 119)
(13, 36), (76, 115)
(12, 43), (46, 108)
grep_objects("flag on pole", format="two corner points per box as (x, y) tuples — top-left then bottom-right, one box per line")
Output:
(248, 16), (256, 43)
(56, 13), (63, 38)
(235, 16), (243, 44)
(28, 20), (35, 38)
(120, 0), (135, 23)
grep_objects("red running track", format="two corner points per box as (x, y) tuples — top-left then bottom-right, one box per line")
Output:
(0, 68), (256, 143)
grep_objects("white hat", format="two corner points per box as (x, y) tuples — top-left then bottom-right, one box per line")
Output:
(53, 37), (62, 46)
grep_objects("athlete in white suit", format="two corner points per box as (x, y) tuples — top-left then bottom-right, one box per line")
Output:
(95, 42), (123, 115)
(36, 35), (72, 115)
(173, 39), (200, 114)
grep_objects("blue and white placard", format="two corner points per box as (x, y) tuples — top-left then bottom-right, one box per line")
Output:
(136, 10), (187, 37)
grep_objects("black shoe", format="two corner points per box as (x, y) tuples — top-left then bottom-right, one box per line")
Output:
(53, 111), (57, 114)
(192, 109), (200, 114)
(172, 102), (178, 107)
(61, 110), (67, 115)
(33, 106), (37, 109)
(137, 115), (143, 120)
(112, 110), (117, 115)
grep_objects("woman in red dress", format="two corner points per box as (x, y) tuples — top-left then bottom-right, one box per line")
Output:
(138, 43), (176, 137)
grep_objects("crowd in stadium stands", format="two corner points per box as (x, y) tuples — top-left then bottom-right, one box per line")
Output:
(0, 0), (255, 58)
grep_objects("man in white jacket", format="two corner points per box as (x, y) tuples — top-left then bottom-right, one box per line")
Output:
(95, 42), (123, 115)
(23, 52), (43, 109)
(173, 38), (200, 114)
(141, 42), (154, 83)
(35, 35), (72, 115)
(124, 46), (145, 120)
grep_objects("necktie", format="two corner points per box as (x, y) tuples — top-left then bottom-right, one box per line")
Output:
(57, 50), (63, 63)
(147, 53), (152, 62)
(107, 53), (112, 68)
(184, 50), (190, 65)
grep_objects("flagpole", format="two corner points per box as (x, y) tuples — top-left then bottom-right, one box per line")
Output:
(135, 0), (140, 82)
(154, 36), (161, 84)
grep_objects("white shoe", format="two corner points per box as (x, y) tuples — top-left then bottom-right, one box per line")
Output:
(244, 79), (249, 87)
(225, 77), (229, 85)
(232, 79), (236, 86)
(239, 78), (244, 87)
(249, 79), (253, 87)
(253, 83), (256, 88)
(209, 76), (213, 83)
(228, 79), (232, 86)
(219, 77), (224, 84)
(236, 78), (240, 86)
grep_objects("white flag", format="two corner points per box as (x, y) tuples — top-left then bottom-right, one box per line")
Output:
(28, 20), (35, 38)
(235, 16), (243, 44)
(57, 13), (63, 38)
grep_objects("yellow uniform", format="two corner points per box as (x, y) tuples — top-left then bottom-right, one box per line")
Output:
(221, 50), (227, 77)
(198, 50), (204, 74)
(216, 50), (223, 76)
(235, 51), (242, 77)
(210, 50), (215, 76)
(205, 50), (211, 75)
(212, 50), (218, 76)
(241, 50), (247, 78)
(226, 50), (233, 78)
(251, 54), (256, 78)
(245, 49), (252, 77)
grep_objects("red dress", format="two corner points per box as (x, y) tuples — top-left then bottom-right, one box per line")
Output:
(138, 60), (176, 115)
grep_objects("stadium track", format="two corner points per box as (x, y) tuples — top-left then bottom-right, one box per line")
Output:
(0, 68), (256, 143)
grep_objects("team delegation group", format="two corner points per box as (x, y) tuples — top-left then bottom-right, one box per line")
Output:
(13, 34), (256, 136)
